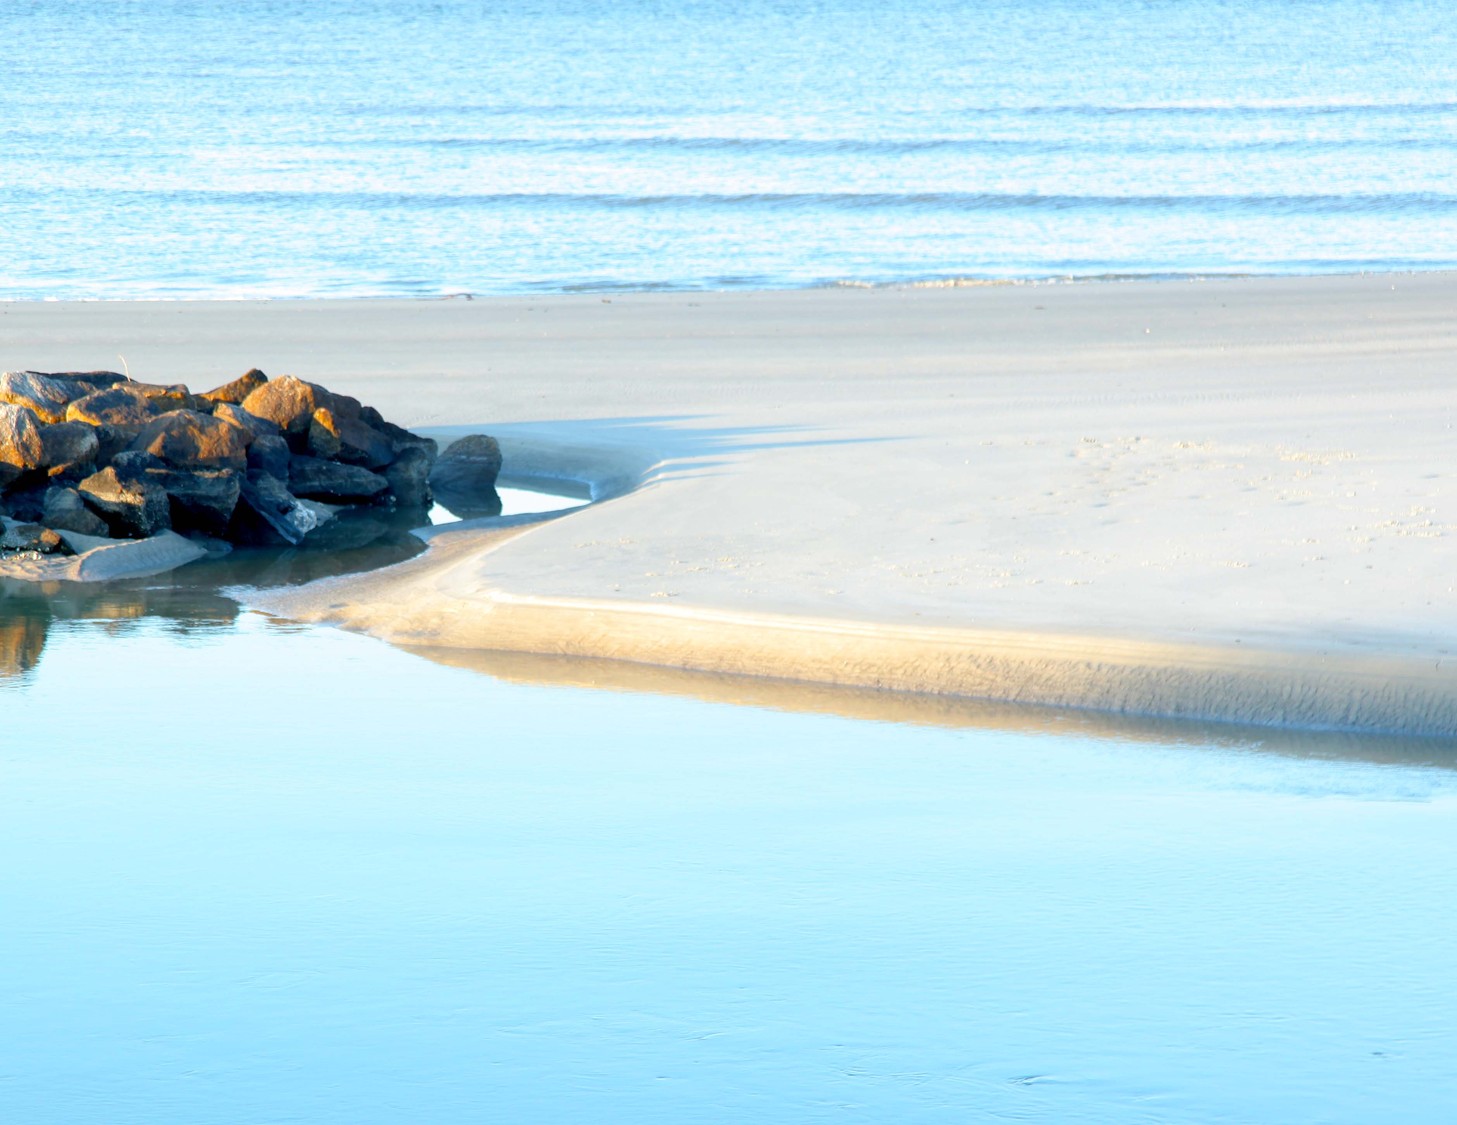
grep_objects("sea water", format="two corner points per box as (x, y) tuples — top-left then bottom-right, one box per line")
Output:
(4, 601), (1457, 1123)
(4, 0), (1457, 298)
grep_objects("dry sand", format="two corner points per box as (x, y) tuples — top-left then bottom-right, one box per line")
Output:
(4, 273), (1456, 733)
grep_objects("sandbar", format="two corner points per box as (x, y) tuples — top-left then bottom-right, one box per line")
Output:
(4, 274), (1456, 734)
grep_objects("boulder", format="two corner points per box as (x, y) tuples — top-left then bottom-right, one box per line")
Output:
(0, 371), (89, 424)
(129, 409), (248, 470)
(148, 467), (242, 537)
(246, 433), (291, 479)
(309, 407), (394, 468)
(288, 455), (390, 502)
(0, 484), (47, 522)
(77, 465), (172, 538)
(110, 449), (166, 478)
(232, 472), (318, 546)
(213, 401), (282, 440)
(383, 444), (434, 510)
(374, 418), (439, 460)
(0, 520), (69, 555)
(306, 408), (343, 459)
(429, 434), (502, 516)
(39, 422), (100, 475)
(200, 367), (268, 406)
(46, 371), (130, 393)
(0, 403), (47, 470)
(66, 384), (167, 427)
(0, 462), (24, 494)
(240, 375), (330, 437)
(41, 486), (111, 537)
(92, 424), (139, 466)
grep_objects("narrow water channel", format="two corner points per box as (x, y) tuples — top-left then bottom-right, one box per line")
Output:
(2, 487), (1456, 1123)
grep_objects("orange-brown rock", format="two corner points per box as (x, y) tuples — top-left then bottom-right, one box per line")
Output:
(0, 403), (47, 470)
(129, 410), (249, 470)
(200, 367), (268, 406)
(65, 384), (168, 427)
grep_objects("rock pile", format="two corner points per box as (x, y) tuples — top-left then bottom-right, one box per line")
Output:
(0, 368), (499, 564)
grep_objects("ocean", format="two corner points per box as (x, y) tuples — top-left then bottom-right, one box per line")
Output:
(4, 0), (1456, 299)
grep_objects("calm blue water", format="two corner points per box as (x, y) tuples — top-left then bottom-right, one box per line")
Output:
(4, 0), (1456, 298)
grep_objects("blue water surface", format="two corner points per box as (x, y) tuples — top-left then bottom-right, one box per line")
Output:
(4, 0), (1456, 297)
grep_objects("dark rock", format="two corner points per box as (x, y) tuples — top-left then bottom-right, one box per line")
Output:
(289, 455), (390, 502)
(383, 445), (434, 510)
(374, 418), (439, 461)
(92, 423), (140, 465)
(200, 367), (268, 406)
(45, 371), (130, 393)
(41, 486), (111, 537)
(309, 407), (394, 468)
(66, 384), (167, 427)
(0, 371), (91, 424)
(39, 422), (100, 474)
(232, 472), (315, 546)
(213, 401), (282, 441)
(129, 409), (249, 471)
(0, 521), (70, 555)
(429, 434), (502, 517)
(1, 484), (47, 522)
(300, 509), (391, 552)
(0, 462), (24, 494)
(306, 408), (343, 459)
(0, 403), (47, 471)
(246, 433), (291, 479)
(109, 450), (166, 479)
(148, 467), (242, 537)
(77, 466), (172, 538)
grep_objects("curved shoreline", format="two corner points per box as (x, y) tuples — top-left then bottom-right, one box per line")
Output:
(250, 425), (1457, 738)
(6, 275), (1457, 735)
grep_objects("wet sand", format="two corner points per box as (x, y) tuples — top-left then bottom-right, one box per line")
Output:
(5, 273), (1457, 732)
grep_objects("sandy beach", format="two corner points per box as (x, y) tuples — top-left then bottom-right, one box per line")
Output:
(5, 272), (1457, 734)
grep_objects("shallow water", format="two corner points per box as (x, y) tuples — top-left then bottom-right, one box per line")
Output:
(3, 538), (1457, 1120)
(4, 0), (1457, 297)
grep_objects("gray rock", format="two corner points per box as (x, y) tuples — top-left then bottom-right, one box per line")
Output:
(0, 484), (47, 522)
(129, 409), (249, 470)
(39, 421), (100, 474)
(66, 384), (167, 427)
(0, 521), (69, 555)
(375, 418), (439, 461)
(0, 371), (90, 424)
(148, 467), (242, 537)
(233, 472), (316, 546)
(109, 450), (166, 479)
(429, 434), (502, 517)
(41, 487), (110, 537)
(383, 445), (435, 510)
(246, 433), (291, 479)
(200, 367), (268, 406)
(84, 424), (133, 467)
(288, 455), (390, 502)
(77, 465), (172, 538)
(0, 403), (47, 471)
(45, 371), (130, 393)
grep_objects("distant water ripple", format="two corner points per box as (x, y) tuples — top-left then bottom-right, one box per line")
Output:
(3, 0), (1456, 298)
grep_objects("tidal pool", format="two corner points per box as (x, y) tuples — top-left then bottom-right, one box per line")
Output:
(2, 501), (1456, 1123)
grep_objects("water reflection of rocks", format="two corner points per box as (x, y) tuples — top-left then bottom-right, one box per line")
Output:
(0, 515), (430, 683)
